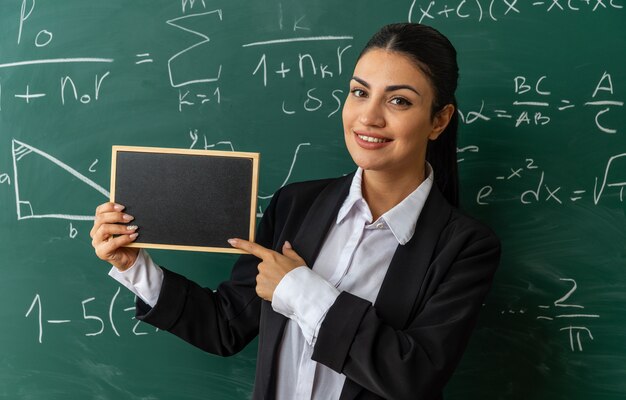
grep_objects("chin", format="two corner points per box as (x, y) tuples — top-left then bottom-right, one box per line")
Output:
(352, 157), (385, 172)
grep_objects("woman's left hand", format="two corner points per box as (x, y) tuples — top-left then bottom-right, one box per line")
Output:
(228, 239), (307, 301)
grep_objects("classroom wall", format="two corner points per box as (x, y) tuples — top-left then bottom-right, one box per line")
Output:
(0, 1), (624, 399)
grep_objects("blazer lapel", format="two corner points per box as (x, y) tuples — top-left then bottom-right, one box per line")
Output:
(260, 173), (354, 398)
(374, 185), (452, 329)
(292, 173), (354, 267)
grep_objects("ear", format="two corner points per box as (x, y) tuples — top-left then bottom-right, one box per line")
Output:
(428, 104), (455, 140)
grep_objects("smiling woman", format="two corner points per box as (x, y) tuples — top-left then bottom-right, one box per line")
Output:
(91, 23), (501, 400)
(351, 23), (461, 209)
(342, 48), (456, 220)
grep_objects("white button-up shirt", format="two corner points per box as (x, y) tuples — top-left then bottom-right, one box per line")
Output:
(109, 165), (433, 399)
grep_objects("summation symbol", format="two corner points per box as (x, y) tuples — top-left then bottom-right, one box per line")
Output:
(166, 9), (223, 88)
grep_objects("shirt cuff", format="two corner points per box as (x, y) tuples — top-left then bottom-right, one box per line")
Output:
(108, 249), (164, 307)
(272, 266), (340, 345)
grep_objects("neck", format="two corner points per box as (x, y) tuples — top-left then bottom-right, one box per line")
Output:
(361, 164), (427, 221)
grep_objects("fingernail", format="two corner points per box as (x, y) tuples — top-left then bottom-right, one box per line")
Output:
(228, 239), (237, 246)
(127, 225), (138, 231)
(123, 214), (134, 221)
(284, 241), (292, 249)
(113, 203), (125, 211)
(129, 233), (138, 240)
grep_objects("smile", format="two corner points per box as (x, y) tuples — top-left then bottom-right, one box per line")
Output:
(357, 134), (391, 143)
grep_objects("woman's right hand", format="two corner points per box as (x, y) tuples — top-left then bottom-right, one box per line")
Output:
(90, 202), (140, 271)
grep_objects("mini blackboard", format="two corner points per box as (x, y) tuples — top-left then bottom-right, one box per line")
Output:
(110, 146), (259, 253)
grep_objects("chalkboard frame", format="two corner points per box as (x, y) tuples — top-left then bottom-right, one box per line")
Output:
(110, 146), (260, 254)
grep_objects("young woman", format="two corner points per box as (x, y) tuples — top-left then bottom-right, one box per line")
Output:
(91, 23), (501, 400)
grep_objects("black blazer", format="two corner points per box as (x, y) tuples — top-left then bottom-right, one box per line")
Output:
(136, 173), (501, 400)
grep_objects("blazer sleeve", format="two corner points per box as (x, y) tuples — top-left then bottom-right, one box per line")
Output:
(133, 188), (282, 357)
(311, 224), (501, 400)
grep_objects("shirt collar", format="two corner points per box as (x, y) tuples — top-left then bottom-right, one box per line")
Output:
(336, 168), (371, 224)
(336, 163), (434, 245)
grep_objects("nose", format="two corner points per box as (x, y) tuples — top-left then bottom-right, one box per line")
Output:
(358, 100), (385, 127)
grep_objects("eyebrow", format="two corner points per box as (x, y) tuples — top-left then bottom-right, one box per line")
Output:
(351, 76), (421, 97)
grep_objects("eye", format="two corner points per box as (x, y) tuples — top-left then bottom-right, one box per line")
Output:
(350, 88), (367, 98)
(390, 97), (412, 107)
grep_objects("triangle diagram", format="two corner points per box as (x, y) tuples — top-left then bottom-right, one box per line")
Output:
(12, 139), (109, 221)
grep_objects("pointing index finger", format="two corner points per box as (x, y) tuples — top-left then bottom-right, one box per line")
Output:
(228, 238), (272, 259)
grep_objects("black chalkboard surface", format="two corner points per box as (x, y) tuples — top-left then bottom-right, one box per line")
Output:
(111, 146), (259, 253)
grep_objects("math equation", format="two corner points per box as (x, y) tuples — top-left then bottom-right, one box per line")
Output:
(470, 153), (626, 206)
(24, 288), (157, 343)
(458, 73), (623, 134)
(536, 278), (600, 352)
(409, 0), (623, 23)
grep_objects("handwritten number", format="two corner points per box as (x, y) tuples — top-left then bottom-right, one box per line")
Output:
(25, 294), (43, 343)
(554, 278), (584, 309)
(81, 297), (104, 336)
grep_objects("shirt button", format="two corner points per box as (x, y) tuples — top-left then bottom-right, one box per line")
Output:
(376, 222), (384, 229)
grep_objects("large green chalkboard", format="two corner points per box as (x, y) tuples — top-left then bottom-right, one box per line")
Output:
(0, 1), (624, 399)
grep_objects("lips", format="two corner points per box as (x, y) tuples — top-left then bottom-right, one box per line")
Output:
(353, 130), (392, 148)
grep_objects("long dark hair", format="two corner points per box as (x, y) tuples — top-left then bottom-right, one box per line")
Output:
(358, 23), (460, 207)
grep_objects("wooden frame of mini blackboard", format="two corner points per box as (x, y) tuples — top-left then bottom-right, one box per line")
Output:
(110, 146), (259, 254)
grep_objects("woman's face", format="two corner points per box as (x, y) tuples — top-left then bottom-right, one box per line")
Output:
(342, 49), (450, 177)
